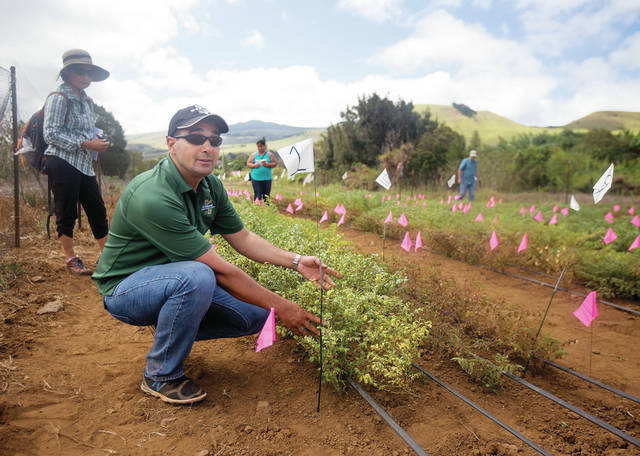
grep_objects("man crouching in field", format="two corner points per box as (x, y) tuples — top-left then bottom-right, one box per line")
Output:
(93, 105), (340, 404)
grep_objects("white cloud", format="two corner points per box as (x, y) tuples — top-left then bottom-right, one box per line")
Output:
(337, 0), (402, 22)
(242, 30), (265, 49)
(372, 10), (541, 74)
(472, 0), (492, 8)
(610, 32), (640, 70)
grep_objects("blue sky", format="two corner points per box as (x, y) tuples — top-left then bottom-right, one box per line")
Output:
(2, 0), (639, 134)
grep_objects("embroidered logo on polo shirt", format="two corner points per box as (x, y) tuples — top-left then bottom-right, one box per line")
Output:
(201, 199), (215, 214)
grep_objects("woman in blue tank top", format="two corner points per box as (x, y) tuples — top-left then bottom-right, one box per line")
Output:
(247, 137), (277, 202)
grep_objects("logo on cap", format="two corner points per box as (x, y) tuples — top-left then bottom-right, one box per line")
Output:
(190, 105), (210, 115)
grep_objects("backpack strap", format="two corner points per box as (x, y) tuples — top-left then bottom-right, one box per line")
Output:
(44, 91), (70, 125)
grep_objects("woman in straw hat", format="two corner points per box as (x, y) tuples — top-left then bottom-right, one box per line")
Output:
(43, 49), (111, 275)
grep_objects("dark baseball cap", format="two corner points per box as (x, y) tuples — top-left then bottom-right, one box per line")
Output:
(167, 105), (229, 137)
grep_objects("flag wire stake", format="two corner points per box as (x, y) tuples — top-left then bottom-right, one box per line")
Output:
(312, 173), (324, 413)
(522, 264), (567, 378)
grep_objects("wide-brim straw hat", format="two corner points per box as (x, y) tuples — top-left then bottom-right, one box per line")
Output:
(58, 49), (110, 82)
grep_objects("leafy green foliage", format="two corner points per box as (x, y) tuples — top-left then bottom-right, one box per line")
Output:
(214, 203), (430, 392)
(94, 104), (129, 178)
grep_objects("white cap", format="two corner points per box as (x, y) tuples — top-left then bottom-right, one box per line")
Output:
(469, 150), (478, 157)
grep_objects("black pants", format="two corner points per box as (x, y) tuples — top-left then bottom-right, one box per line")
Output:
(251, 179), (272, 202)
(45, 155), (108, 239)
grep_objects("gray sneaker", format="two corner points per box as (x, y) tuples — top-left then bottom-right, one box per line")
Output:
(140, 375), (206, 405)
(66, 256), (92, 275)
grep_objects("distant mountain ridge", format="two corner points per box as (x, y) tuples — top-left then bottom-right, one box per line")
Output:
(126, 108), (640, 155)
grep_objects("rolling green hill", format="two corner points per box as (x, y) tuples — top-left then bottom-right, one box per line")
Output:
(127, 120), (325, 157)
(414, 104), (554, 145)
(127, 107), (640, 155)
(563, 111), (640, 131)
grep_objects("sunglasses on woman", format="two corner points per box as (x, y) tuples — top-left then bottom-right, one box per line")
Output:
(69, 66), (94, 76)
(173, 134), (223, 147)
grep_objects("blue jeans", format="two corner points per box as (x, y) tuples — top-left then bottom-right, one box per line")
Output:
(251, 179), (272, 202)
(459, 181), (475, 201)
(103, 261), (269, 381)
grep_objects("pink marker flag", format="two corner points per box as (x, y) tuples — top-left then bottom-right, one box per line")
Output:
(603, 227), (618, 245)
(629, 206), (635, 215)
(381, 195), (385, 203)
(630, 215), (640, 227)
(552, 204), (559, 213)
(573, 291), (598, 327)
(337, 213), (345, 227)
(414, 231), (423, 251)
(529, 205), (536, 213)
(440, 199), (444, 205)
(447, 195), (452, 204)
(295, 202), (304, 211)
(454, 194), (460, 201)
(397, 201), (401, 206)
(294, 197), (302, 206)
(422, 201), (427, 207)
(246, 194), (252, 201)
(604, 212), (614, 223)
(275, 193), (282, 201)
(384, 211), (393, 223)
(319, 210), (328, 223)
(520, 206), (526, 215)
(400, 231), (412, 252)
(489, 231), (499, 251)
(333, 204), (341, 214)
(493, 216), (499, 224)
(517, 233), (528, 253)
(534, 211), (543, 222)
(498, 198), (503, 204)
(404, 202), (408, 207)
(629, 235), (640, 251)
(398, 212), (409, 227)
(286, 203), (294, 214)
(486, 200), (492, 209)
(613, 204), (620, 212)
(452, 204), (457, 213)
(561, 207), (569, 215)
(396, 193), (400, 199)
(458, 202), (463, 210)
(256, 307), (276, 352)
(549, 214), (558, 225)
(475, 212), (484, 222)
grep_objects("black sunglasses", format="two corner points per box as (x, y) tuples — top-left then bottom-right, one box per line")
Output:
(69, 66), (93, 76)
(173, 133), (223, 147)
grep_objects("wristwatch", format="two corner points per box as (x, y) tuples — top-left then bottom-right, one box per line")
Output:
(292, 254), (301, 271)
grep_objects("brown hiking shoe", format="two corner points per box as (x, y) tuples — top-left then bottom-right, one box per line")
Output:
(141, 375), (206, 405)
(66, 256), (92, 275)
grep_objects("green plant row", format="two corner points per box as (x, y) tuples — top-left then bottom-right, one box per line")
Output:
(213, 202), (431, 392)
(261, 182), (640, 299)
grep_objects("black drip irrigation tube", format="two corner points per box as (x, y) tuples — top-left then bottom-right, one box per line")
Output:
(489, 268), (640, 317)
(347, 377), (429, 456)
(416, 245), (640, 317)
(411, 362), (553, 456)
(540, 358), (640, 405)
(466, 355), (640, 448)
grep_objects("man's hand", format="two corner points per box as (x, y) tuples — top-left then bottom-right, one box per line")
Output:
(297, 256), (341, 290)
(277, 299), (323, 336)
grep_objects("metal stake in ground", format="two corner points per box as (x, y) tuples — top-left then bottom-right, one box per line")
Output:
(316, 259), (324, 413)
(382, 221), (386, 261)
(522, 265), (567, 378)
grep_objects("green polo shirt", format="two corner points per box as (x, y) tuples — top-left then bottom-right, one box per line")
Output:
(92, 157), (244, 296)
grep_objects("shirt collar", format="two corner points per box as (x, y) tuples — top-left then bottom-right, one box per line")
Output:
(59, 82), (87, 102)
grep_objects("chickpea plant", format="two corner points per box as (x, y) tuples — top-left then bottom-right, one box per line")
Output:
(214, 203), (431, 392)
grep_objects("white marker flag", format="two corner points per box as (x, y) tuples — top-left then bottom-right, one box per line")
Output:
(277, 138), (314, 178)
(570, 194), (580, 211)
(342, 171), (348, 180)
(593, 163), (614, 204)
(376, 168), (391, 190)
(221, 173), (226, 180)
(302, 173), (314, 186)
(447, 174), (456, 188)
(280, 169), (286, 179)
(244, 172), (250, 181)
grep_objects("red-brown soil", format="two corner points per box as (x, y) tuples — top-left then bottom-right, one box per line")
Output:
(0, 198), (639, 456)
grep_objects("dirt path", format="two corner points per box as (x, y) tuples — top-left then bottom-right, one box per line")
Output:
(1, 210), (639, 455)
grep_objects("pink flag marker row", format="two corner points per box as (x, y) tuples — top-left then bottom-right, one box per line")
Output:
(488, 230), (639, 252)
